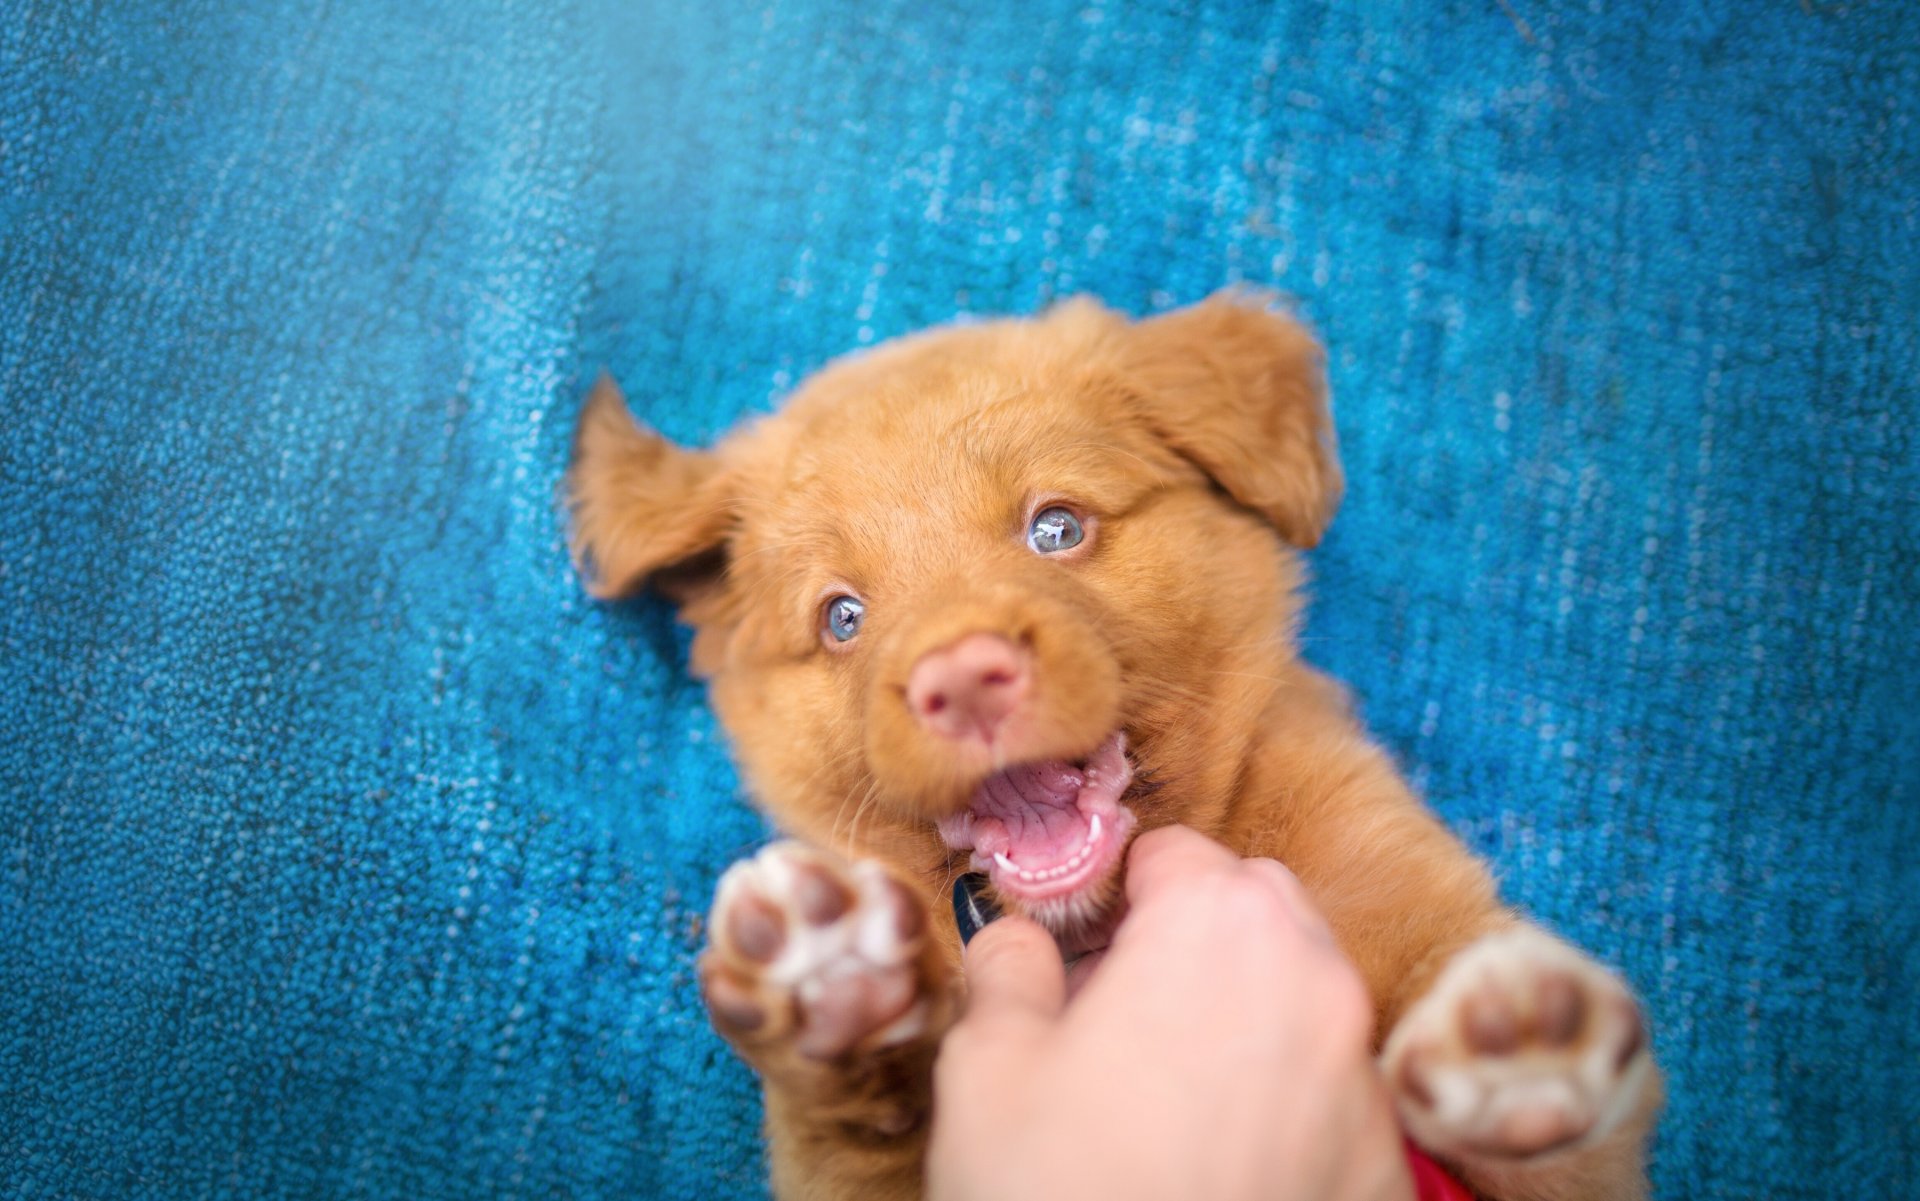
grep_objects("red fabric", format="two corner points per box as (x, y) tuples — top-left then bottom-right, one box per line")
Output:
(1405, 1139), (1476, 1201)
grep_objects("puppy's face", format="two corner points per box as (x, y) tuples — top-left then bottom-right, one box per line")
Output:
(571, 295), (1340, 942)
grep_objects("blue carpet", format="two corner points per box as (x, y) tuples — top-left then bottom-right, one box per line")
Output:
(3, 2), (1915, 1198)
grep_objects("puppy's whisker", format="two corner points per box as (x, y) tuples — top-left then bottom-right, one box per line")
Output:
(796, 747), (867, 848)
(829, 767), (879, 840)
(844, 777), (886, 856)
(1122, 674), (1219, 710)
(938, 854), (966, 905)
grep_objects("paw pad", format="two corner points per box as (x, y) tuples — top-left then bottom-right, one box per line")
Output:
(701, 842), (935, 1062)
(1384, 928), (1654, 1162)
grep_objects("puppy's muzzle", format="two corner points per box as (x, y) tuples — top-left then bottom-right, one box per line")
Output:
(862, 577), (1122, 815)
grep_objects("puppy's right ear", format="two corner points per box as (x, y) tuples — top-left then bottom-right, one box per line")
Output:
(1118, 294), (1342, 549)
(567, 374), (733, 600)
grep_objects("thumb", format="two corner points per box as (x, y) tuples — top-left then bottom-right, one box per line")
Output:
(961, 915), (1067, 1031)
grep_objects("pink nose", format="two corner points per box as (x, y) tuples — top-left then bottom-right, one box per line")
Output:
(906, 633), (1031, 744)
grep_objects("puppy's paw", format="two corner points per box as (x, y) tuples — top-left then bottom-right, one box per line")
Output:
(1382, 928), (1653, 1164)
(700, 841), (941, 1065)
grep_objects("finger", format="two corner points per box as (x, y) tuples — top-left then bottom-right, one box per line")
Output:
(960, 915), (1067, 1029)
(1241, 857), (1338, 947)
(1122, 823), (1241, 908)
(1063, 947), (1109, 1000)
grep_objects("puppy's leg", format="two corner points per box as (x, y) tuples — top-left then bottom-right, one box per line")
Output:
(1241, 724), (1659, 1201)
(700, 841), (955, 1201)
(1381, 929), (1659, 1201)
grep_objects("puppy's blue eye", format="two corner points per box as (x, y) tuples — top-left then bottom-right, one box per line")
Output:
(1027, 506), (1084, 554)
(824, 595), (865, 642)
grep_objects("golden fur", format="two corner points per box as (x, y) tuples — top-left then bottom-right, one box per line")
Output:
(569, 293), (1660, 1201)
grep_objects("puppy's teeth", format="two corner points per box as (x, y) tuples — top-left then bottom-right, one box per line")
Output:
(1089, 813), (1103, 842)
(993, 851), (1018, 874)
(1019, 869), (1036, 882)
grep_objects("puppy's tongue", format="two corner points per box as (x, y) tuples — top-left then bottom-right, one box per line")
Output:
(974, 761), (1087, 860)
(936, 732), (1134, 898)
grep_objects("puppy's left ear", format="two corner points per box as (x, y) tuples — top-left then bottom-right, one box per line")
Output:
(566, 374), (734, 600)
(1119, 292), (1342, 548)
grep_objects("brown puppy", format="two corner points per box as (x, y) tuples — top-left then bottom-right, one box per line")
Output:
(569, 294), (1660, 1201)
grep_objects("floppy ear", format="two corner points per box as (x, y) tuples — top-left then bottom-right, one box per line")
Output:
(1118, 292), (1343, 548)
(566, 374), (733, 599)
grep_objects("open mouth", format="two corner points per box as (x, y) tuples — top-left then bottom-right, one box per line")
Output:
(934, 730), (1138, 908)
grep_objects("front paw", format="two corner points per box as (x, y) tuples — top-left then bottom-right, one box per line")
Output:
(1382, 928), (1654, 1164)
(700, 841), (946, 1066)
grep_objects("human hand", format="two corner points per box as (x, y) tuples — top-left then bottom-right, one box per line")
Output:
(926, 824), (1413, 1201)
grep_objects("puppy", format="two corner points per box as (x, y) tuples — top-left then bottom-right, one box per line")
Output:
(569, 294), (1660, 1201)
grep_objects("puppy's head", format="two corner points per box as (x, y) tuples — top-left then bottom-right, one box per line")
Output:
(570, 293), (1340, 943)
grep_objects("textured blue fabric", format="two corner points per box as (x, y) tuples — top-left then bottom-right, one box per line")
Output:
(3, 2), (1915, 1198)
